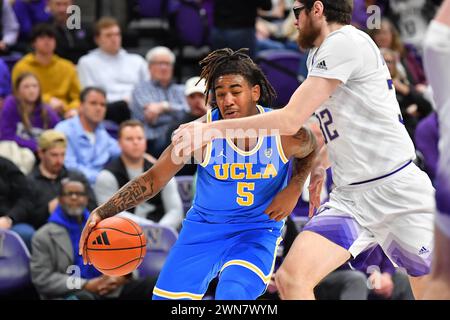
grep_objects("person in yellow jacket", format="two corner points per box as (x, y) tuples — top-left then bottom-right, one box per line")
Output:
(12, 24), (81, 118)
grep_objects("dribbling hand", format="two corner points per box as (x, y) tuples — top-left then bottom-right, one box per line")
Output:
(79, 211), (102, 265)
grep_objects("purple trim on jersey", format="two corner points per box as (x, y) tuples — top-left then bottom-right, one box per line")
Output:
(350, 160), (412, 186)
(435, 176), (450, 215)
(302, 214), (361, 251)
(385, 239), (431, 277)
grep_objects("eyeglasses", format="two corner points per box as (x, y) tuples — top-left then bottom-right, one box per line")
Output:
(293, 5), (306, 20)
(62, 191), (87, 198)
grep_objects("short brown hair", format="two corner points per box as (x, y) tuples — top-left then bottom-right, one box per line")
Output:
(118, 120), (145, 139)
(94, 17), (120, 37)
(300, 0), (353, 25)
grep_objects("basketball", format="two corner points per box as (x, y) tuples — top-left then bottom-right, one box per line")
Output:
(86, 216), (147, 276)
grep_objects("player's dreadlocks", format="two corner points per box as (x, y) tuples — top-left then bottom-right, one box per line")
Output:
(199, 48), (277, 108)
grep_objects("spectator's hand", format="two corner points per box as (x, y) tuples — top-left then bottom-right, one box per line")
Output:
(265, 185), (300, 221)
(308, 166), (325, 218)
(97, 276), (127, 296)
(406, 104), (419, 117)
(0, 41), (7, 52)
(392, 79), (410, 96)
(64, 109), (78, 119)
(84, 275), (117, 295)
(0, 216), (13, 229)
(79, 211), (102, 265)
(48, 97), (65, 113)
(369, 272), (394, 299)
(48, 198), (59, 214)
(144, 103), (166, 124)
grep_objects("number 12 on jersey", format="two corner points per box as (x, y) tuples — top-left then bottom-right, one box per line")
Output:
(237, 182), (255, 206)
(316, 108), (339, 144)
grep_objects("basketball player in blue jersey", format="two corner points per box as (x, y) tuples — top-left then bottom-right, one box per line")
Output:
(79, 48), (318, 300)
(173, 0), (436, 299)
(423, 0), (450, 299)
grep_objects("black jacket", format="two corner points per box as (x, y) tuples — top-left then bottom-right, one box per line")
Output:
(0, 156), (32, 224)
(103, 157), (165, 222)
(27, 165), (97, 229)
(213, 0), (272, 29)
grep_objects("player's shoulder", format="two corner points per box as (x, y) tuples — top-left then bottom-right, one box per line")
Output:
(323, 25), (360, 47)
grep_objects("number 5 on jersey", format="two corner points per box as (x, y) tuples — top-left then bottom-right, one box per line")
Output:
(237, 182), (255, 206)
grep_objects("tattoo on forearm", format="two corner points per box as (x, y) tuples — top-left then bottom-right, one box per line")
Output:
(292, 126), (316, 158)
(96, 173), (155, 219)
(289, 126), (317, 189)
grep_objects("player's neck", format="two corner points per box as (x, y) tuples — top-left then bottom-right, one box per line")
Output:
(315, 23), (346, 47)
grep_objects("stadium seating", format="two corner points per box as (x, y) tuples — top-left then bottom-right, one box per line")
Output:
(175, 175), (194, 214)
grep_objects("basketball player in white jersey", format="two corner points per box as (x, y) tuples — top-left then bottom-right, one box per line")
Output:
(173, 0), (435, 299)
(423, 0), (450, 299)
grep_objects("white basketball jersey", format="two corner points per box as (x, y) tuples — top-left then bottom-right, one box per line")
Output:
(307, 25), (416, 187)
(424, 21), (450, 184)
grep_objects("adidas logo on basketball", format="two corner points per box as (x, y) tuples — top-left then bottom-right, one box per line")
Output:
(418, 246), (429, 255)
(92, 231), (111, 246)
(316, 60), (328, 70)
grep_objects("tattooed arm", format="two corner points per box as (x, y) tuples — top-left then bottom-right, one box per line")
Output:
(265, 126), (318, 221)
(79, 143), (187, 262)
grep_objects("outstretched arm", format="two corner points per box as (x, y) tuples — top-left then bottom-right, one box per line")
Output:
(265, 126), (318, 221)
(79, 143), (186, 262)
(173, 77), (340, 148)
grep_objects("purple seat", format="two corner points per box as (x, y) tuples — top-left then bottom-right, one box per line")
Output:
(169, 0), (209, 47)
(256, 49), (304, 108)
(137, 0), (168, 18)
(175, 175), (194, 214)
(0, 229), (32, 293)
(137, 224), (178, 278)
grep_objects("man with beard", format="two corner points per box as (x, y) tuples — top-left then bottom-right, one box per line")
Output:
(30, 176), (155, 300)
(173, 0), (435, 299)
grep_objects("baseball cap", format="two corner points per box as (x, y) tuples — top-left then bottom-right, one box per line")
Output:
(185, 76), (206, 96)
(38, 130), (67, 150)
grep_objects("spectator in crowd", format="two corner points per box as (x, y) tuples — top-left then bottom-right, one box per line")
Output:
(415, 112), (439, 183)
(12, 24), (81, 118)
(131, 46), (189, 158)
(369, 18), (427, 86)
(0, 0), (20, 55)
(27, 129), (97, 230)
(350, 245), (414, 300)
(0, 156), (34, 249)
(55, 87), (120, 185)
(0, 72), (60, 153)
(211, 0), (272, 58)
(385, 0), (441, 52)
(77, 17), (148, 125)
(0, 57), (11, 109)
(94, 120), (184, 231)
(381, 48), (433, 138)
(12, 0), (51, 51)
(166, 76), (208, 176)
(46, 0), (95, 64)
(30, 176), (155, 300)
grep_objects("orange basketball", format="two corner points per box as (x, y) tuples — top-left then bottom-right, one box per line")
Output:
(86, 216), (147, 276)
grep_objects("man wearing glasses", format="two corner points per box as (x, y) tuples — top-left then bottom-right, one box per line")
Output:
(173, 0), (435, 299)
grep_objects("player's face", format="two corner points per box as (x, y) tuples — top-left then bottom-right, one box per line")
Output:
(214, 74), (260, 119)
(59, 181), (88, 217)
(80, 90), (107, 126)
(119, 126), (147, 161)
(96, 25), (122, 55)
(294, 1), (321, 49)
(39, 146), (66, 175)
(17, 75), (40, 104)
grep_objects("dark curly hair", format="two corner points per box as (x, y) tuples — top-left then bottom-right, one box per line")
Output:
(199, 48), (277, 108)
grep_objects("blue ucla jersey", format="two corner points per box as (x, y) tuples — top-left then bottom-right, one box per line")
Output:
(190, 105), (290, 224)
